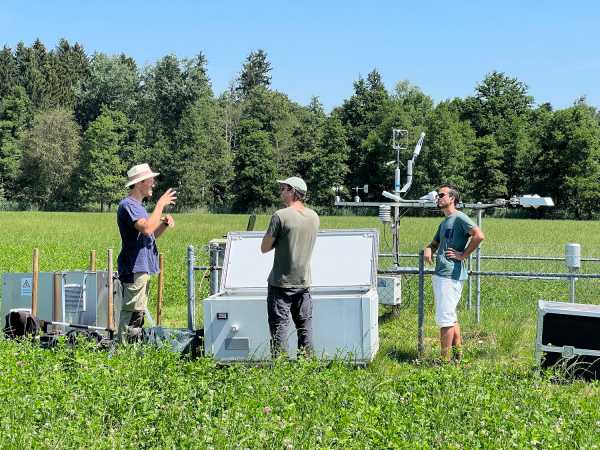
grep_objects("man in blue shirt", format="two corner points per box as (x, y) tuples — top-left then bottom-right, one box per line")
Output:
(117, 163), (177, 342)
(424, 184), (484, 362)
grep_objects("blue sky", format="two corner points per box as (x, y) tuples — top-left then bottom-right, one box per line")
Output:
(3, 1), (599, 112)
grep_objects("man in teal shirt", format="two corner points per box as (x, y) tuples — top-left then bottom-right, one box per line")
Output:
(424, 184), (485, 362)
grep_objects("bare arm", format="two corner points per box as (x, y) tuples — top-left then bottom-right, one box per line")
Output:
(423, 240), (439, 264)
(261, 235), (275, 253)
(154, 215), (175, 239)
(446, 227), (485, 261)
(134, 189), (177, 236)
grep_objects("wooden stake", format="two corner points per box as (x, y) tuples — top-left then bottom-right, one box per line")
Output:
(89, 250), (97, 271)
(31, 248), (39, 316)
(107, 249), (114, 331)
(157, 254), (164, 326)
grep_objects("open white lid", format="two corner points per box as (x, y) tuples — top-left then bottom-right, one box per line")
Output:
(221, 229), (378, 292)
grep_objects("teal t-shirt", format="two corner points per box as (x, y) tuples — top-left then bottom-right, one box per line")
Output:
(433, 211), (476, 281)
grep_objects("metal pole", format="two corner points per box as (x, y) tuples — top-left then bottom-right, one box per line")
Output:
(379, 252), (600, 263)
(209, 243), (219, 295)
(418, 250), (425, 358)
(394, 206), (400, 268)
(53, 272), (62, 333)
(107, 249), (114, 331)
(187, 245), (196, 331)
(157, 254), (164, 325)
(31, 248), (39, 316)
(89, 250), (97, 272)
(380, 268), (600, 279)
(569, 273), (576, 303)
(565, 243), (580, 304)
(467, 254), (472, 310)
(476, 206), (483, 323)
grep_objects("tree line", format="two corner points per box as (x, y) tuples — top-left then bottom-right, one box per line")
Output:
(1, 39), (599, 218)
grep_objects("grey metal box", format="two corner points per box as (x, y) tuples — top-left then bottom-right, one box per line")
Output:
(378, 276), (401, 305)
(2, 271), (121, 328)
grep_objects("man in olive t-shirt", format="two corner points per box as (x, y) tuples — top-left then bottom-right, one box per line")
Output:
(261, 176), (320, 356)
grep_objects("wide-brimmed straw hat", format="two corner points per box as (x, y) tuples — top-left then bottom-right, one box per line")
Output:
(126, 163), (160, 187)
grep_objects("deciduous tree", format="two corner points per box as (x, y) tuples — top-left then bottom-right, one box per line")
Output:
(19, 108), (80, 208)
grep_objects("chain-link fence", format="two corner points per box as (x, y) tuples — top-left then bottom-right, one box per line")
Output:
(377, 242), (600, 358)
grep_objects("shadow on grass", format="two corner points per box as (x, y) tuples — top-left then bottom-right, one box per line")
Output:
(378, 307), (403, 325)
(540, 354), (600, 383)
(385, 346), (419, 363)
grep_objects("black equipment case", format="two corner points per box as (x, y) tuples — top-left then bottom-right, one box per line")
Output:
(536, 300), (600, 379)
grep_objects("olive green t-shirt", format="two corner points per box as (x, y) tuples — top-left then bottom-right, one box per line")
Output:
(265, 206), (320, 288)
(433, 211), (476, 281)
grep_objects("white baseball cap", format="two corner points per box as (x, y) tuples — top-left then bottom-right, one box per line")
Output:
(277, 176), (307, 193)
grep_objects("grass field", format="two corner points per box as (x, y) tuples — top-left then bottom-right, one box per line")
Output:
(1, 211), (600, 448)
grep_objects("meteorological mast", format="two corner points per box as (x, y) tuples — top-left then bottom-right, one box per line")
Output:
(334, 128), (554, 269)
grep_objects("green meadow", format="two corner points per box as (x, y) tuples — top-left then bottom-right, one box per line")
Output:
(1, 212), (600, 448)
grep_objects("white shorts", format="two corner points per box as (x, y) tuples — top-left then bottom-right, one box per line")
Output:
(432, 275), (464, 327)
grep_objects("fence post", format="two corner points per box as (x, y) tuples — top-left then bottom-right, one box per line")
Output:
(476, 206), (483, 324)
(209, 242), (220, 295)
(157, 254), (164, 325)
(53, 272), (62, 333)
(187, 245), (196, 331)
(89, 250), (97, 272)
(418, 250), (425, 358)
(467, 254), (472, 310)
(31, 248), (39, 317)
(107, 249), (114, 331)
(246, 213), (257, 231)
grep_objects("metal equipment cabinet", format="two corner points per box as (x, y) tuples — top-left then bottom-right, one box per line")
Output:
(2, 271), (120, 328)
(203, 229), (379, 363)
(536, 300), (600, 378)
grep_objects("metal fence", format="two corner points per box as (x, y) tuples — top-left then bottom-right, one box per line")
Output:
(378, 248), (600, 358)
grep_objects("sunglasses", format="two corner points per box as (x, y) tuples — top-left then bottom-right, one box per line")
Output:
(279, 185), (292, 192)
(437, 192), (452, 198)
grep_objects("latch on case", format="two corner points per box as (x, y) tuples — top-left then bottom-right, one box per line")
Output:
(561, 345), (575, 358)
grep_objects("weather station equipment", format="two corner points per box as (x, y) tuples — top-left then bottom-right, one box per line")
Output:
(352, 184), (369, 203)
(334, 128), (555, 310)
(335, 129), (425, 307)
